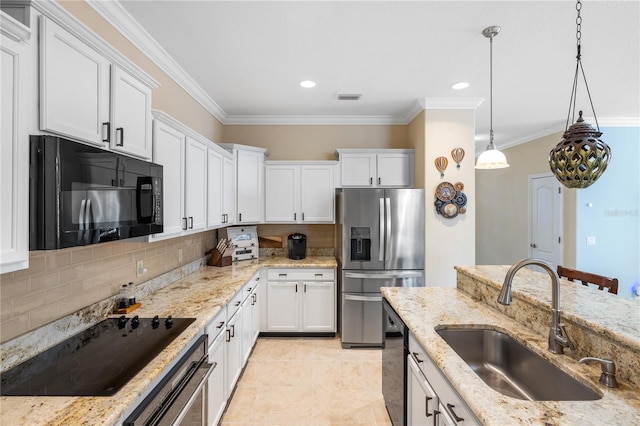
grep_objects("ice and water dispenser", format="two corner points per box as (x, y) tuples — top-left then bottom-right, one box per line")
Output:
(350, 227), (371, 261)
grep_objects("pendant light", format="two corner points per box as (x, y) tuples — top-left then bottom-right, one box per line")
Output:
(549, 0), (610, 188)
(475, 26), (509, 169)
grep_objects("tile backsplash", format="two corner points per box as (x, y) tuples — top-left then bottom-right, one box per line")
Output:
(0, 231), (216, 344)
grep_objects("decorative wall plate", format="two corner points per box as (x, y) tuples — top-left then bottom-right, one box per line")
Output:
(454, 182), (464, 191)
(453, 192), (467, 207)
(435, 182), (456, 201)
(441, 202), (459, 218)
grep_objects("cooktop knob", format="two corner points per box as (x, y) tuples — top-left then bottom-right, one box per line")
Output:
(165, 315), (174, 329)
(117, 315), (128, 329)
(131, 315), (140, 329)
(151, 315), (160, 329)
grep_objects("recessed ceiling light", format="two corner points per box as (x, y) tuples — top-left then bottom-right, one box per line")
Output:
(300, 80), (316, 88)
(451, 81), (470, 90)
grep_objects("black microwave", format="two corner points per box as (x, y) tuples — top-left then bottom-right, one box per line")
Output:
(30, 135), (163, 250)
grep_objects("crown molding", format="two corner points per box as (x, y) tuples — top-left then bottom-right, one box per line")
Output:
(582, 116), (640, 127)
(0, 11), (31, 42)
(86, 0), (227, 123)
(419, 98), (485, 110)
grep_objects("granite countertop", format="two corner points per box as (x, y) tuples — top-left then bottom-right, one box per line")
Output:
(382, 267), (640, 426)
(0, 256), (337, 426)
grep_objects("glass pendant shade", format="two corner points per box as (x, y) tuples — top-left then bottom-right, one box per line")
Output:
(475, 145), (509, 169)
(549, 111), (610, 188)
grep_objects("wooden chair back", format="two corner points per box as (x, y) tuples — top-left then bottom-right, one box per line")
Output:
(557, 265), (619, 295)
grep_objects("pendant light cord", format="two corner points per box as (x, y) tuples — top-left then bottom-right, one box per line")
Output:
(489, 31), (494, 147)
(566, 0), (600, 131)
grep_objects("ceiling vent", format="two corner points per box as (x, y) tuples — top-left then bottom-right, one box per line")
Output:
(337, 93), (362, 101)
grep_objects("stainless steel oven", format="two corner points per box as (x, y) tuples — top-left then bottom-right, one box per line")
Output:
(124, 335), (215, 426)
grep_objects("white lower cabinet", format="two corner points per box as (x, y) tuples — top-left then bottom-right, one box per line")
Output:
(225, 291), (244, 397)
(265, 269), (336, 333)
(206, 316), (227, 426)
(408, 333), (479, 426)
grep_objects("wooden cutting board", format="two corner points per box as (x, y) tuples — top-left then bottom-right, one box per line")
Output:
(259, 236), (283, 248)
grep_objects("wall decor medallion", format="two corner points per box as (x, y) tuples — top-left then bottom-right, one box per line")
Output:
(435, 181), (467, 219)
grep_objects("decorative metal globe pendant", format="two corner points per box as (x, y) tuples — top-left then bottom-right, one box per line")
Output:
(549, 111), (611, 189)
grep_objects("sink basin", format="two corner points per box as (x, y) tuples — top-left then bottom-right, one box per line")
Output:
(436, 327), (601, 401)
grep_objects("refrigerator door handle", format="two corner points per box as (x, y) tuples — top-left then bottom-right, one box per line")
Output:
(344, 271), (423, 279)
(379, 198), (385, 261)
(344, 294), (383, 302)
(385, 197), (391, 260)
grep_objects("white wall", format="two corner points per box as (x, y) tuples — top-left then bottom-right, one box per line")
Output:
(422, 109), (476, 286)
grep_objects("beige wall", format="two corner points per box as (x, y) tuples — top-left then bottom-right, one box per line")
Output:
(223, 125), (409, 160)
(58, 1), (224, 142)
(421, 109), (477, 286)
(0, 233), (216, 344)
(475, 131), (577, 266)
(407, 111), (426, 189)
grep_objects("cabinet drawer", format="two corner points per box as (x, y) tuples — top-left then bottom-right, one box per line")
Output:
(267, 268), (335, 281)
(242, 273), (261, 299)
(205, 307), (227, 339)
(227, 289), (244, 317)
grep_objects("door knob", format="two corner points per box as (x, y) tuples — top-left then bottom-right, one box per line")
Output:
(530, 243), (537, 248)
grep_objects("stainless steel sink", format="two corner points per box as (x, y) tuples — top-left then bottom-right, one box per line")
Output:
(436, 327), (601, 401)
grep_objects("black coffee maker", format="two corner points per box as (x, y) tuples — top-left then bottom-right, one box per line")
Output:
(287, 233), (307, 260)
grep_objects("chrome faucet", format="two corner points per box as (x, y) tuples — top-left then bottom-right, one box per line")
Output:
(498, 258), (575, 354)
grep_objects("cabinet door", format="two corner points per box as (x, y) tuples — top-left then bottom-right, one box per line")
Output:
(250, 284), (261, 343)
(300, 165), (335, 222)
(408, 355), (439, 426)
(225, 310), (243, 396)
(302, 281), (335, 332)
(39, 17), (110, 146)
(185, 137), (208, 232)
(377, 153), (412, 187)
(207, 148), (224, 228)
(222, 156), (235, 225)
(340, 153), (375, 187)
(266, 282), (299, 331)
(151, 120), (185, 240)
(265, 165), (299, 222)
(240, 296), (252, 365)
(207, 331), (226, 426)
(0, 29), (29, 273)
(236, 149), (263, 223)
(110, 65), (152, 159)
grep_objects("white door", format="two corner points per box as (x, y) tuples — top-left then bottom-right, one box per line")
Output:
(185, 137), (208, 232)
(110, 65), (152, 159)
(302, 281), (335, 332)
(207, 331), (226, 426)
(1, 29), (29, 273)
(207, 148), (224, 228)
(222, 156), (235, 225)
(39, 17), (110, 146)
(225, 310), (243, 396)
(266, 282), (299, 331)
(151, 120), (185, 240)
(300, 165), (335, 222)
(340, 153), (375, 187)
(529, 174), (563, 267)
(236, 150), (263, 223)
(377, 153), (412, 187)
(265, 165), (299, 222)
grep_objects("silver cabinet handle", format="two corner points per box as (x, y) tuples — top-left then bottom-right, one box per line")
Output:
(378, 177), (381, 185)
(294, 212), (296, 220)
(412, 351), (424, 363)
(238, 213), (242, 222)
(182, 217), (188, 230)
(216, 321), (225, 329)
(425, 396), (433, 418)
(189, 216), (193, 229)
(302, 212), (305, 221)
(433, 409), (441, 426)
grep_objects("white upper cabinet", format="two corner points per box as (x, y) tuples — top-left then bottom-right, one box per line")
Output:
(184, 137), (208, 232)
(1, 12), (31, 273)
(207, 146), (235, 229)
(264, 161), (336, 223)
(336, 149), (414, 188)
(109, 65), (152, 159)
(39, 16), (156, 159)
(222, 156), (235, 226)
(39, 16), (110, 147)
(220, 144), (267, 224)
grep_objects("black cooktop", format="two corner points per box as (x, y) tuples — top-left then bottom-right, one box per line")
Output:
(0, 316), (195, 396)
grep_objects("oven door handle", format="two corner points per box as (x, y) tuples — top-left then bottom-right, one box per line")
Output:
(169, 361), (216, 426)
(344, 294), (382, 302)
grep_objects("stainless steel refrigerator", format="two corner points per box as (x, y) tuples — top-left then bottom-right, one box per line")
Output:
(336, 188), (425, 348)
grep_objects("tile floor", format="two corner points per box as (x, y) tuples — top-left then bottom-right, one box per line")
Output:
(220, 337), (393, 425)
